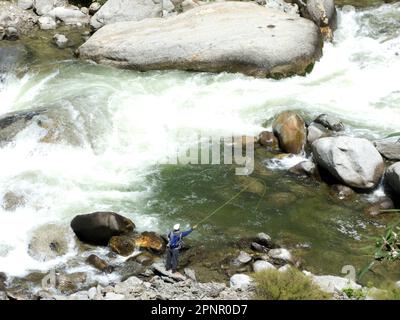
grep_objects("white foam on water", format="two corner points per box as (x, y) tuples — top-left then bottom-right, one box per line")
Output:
(0, 5), (399, 276)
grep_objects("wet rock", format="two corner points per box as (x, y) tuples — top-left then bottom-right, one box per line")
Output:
(307, 0), (337, 30)
(236, 175), (265, 195)
(109, 234), (136, 256)
(28, 224), (71, 262)
(330, 184), (355, 200)
(272, 111), (307, 154)
(48, 7), (90, 25)
(307, 122), (330, 143)
(116, 260), (145, 280)
(1, 191), (25, 211)
(364, 197), (395, 217)
(80, 2), (322, 78)
(38, 16), (57, 30)
(57, 272), (87, 293)
(251, 242), (268, 253)
(53, 33), (69, 49)
(385, 162), (400, 196)
(253, 260), (276, 272)
(268, 248), (293, 263)
(268, 192), (298, 207)
(373, 136), (400, 161)
(229, 274), (253, 289)
(256, 232), (273, 248)
(89, 2), (101, 15)
(314, 114), (344, 132)
(152, 262), (186, 281)
(90, 0), (162, 29)
(71, 212), (135, 246)
(18, 0), (33, 10)
(258, 131), (279, 150)
(134, 232), (167, 254)
(312, 137), (384, 189)
(4, 26), (19, 40)
(289, 160), (318, 177)
(134, 252), (154, 266)
(86, 254), (113, 273)
(0, 107), (84, 146)
(234, 251), (252, 265)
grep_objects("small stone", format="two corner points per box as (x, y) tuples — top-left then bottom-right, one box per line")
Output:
(253, 260), (276, 272)
(235, 251), (252, 265)
(81, 7), (89, 15)
(314, 114), (344, 132)
(251, 242), (267, 253)
(53, 34), (69, 49)
(256, 232), (272, 247)
(268, 248), (292, 262)
(330, 184), (355, 200)
(229, 274), (253, 289)
(104, 292), (125, 300)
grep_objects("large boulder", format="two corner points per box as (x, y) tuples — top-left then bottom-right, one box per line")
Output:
(79, 2), (322, 78)
(312, 137), (384, 189)
(70, 212), (135, 245)
(385, 162), (400, 195)
(373, 137), (400, 161)
(272, 111), (306, 154)
(90, 0), (162, 30)
(230, 274), (253, 290)
(307, 273), (361, 294)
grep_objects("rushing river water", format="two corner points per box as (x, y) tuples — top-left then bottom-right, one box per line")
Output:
(0, 4), (400, 285)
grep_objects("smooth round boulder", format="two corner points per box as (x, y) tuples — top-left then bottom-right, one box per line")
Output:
(70, 212), (135, 245)
(312, 137), (384, 189)
(385, 162), (400, 196)
(253, 260), (276, 272)
(229, 274), (253, 289)
(314, 114), (344, 132)
(272, 111), (306, 154)
(79, 2), (322, 78)
(86, 254), (113, 273)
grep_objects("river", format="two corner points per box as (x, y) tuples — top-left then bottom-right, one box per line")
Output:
(0, 3), (399, 286)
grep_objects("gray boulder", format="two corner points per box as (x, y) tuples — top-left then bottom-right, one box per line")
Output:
(53, 33), (69, 48)
(18, 0), (33, 10)
(253, 260), (276, 272)
(307, 122), (330, 143)
(79, 2), (322, 78)
(90, 0), (162, 30)
(229, 274), (253, 289)
(373, 136), (400, 160)
(314, 114), (344, 132)
(385, 162), (400, 195)
(312, 137), (384, 189)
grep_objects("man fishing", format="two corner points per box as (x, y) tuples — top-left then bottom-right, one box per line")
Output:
(165, 223), (197, 274)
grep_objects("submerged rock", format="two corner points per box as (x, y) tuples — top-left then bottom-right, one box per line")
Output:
(312, 137), (384, 189)
(86, 254), (113, 273)
(330, 184), (355, 200)
(28, 224), (71, 262)
(373, 136), (400, 161)
(385, 162), (400, 196)
(272, 111), (307, 154)
(79, 2), (322, 78)
(1, 191), (25, 211)
(289, 160), (318, 177)
(364, 197), (395, 217)
(53, 33), (69, 49)
(258, 131), (279, 151)
(71, 212), (135, 246)
(90, 0), (161, 30)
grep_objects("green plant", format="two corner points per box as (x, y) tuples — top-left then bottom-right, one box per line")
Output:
(342, 287), (366, 300)
(374, 221), (400, 262)
(253, 268), (332, 300)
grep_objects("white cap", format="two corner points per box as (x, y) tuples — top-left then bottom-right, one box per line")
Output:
(173, 223), (180, 231)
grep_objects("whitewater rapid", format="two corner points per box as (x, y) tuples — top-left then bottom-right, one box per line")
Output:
(0, 4), (399, 277)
